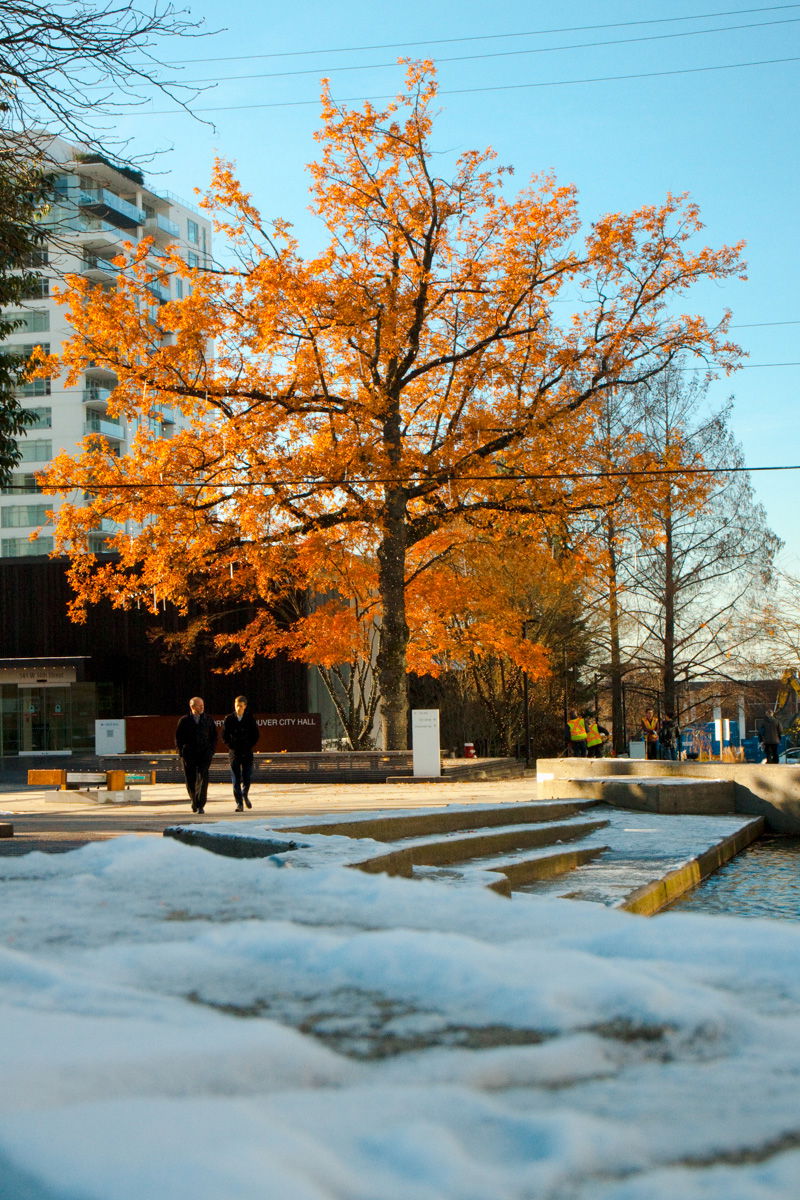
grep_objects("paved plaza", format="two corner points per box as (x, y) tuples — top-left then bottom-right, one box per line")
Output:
(0, 775), (541, 854)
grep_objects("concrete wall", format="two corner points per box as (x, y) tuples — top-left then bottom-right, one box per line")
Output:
(536, 758), (800, 834)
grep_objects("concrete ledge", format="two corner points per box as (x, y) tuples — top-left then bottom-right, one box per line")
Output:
(487, 845), (609, 894)
(163, 827), (300, 858)
(538, 775), (735, 815)
(40, 789), (142, 804)
(286, 801), (600, 842)
(537, 758), (800, 834)
(349, 818), (609, 873)
(76, 789), (142, 805)
(619, 817), (765, 915)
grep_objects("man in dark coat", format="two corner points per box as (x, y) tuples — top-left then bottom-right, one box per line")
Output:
(759, 709), (783, 764)
(175, 696), (218, 813)
(222, 695), (260, 811)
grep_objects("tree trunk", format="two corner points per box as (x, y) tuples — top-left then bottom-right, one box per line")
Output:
(377, 485), (410, 749)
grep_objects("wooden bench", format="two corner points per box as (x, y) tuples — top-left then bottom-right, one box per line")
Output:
(27, 769), (128, 791)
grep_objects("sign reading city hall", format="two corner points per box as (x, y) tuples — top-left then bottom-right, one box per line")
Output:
(125, 714), (322, 753)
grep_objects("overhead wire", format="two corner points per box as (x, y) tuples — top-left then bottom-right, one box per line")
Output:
(162, 4), (800, 65)
(151, 16), (800, 87)
(142, 56), (800, 115)
(11, 462), (800, 494)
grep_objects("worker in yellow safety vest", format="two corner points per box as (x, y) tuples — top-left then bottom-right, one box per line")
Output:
(585, 715), (609, 758)
(566, 709), (588, 757)
(640, 708), (660, 760)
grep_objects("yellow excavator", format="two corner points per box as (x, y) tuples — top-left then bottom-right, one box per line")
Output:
(774, 670), (800, 734)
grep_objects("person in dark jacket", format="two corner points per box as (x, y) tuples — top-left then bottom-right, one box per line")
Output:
(659, 712), (680, 760)
(175, 696), (218, 814)
(759, 710), (783, 764)
(222, 695), (260, 811)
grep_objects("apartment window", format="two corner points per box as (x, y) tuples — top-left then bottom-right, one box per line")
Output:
(1, 474), (44, 495)
(6, 310), (49, 334)
(187, 218), (200, 244)
(24, 407), (52, 428)
(18, 440), (52, 463)
(187, 251), (199, 269)
(22, 248), (49, 268)
(18, 278), (49, 300)
(1, 504), (50, 528)
(175, 278), (184, 299)
(17, 379), (51, 397)
(3, 342), (50, 360)
(1, 536), (53, 557)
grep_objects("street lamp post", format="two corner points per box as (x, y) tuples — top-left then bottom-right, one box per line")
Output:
(521, 619), (535, 766)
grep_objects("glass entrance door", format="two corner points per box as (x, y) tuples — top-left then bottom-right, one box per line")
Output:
(18, 687), (71, 753)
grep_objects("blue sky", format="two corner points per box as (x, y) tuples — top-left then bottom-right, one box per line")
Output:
(103, 0), (799, 563)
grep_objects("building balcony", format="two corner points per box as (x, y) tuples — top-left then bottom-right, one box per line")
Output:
(84, 414), (125, 440)
(146, 279), (170, 304)
(144, 213), (180, 241)
(78, 188), (145, 230)
(82, 253), (117, 278)
(84, 364), (118, 384)
(82, 385), (114, 405)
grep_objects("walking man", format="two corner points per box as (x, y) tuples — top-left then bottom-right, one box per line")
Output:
(175, 696), (218, 814)
(222, 695), (260, 811)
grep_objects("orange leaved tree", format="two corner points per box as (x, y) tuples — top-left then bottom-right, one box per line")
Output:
(41, 62), (745, 748)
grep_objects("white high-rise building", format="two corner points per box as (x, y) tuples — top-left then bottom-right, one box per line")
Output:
(0, 135), (212, 557)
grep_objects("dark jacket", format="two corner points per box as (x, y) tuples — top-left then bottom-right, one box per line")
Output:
(175, 713), (218, 764)
(222, 710), (260, 760)
(760, 715), (782, 745)
(659, 718), (679, 746)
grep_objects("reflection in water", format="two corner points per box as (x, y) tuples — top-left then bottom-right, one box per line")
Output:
(670, 837), (800, 921)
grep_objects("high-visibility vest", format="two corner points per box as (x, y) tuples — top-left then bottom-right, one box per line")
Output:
(568, 716), (587, 741)
(641, 716), (659, 741)
(586, 721), (604, 748)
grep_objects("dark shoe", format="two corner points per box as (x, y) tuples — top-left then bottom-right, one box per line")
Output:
(197, 807), (205, 814)
(235, 804), (243, 812)
(244, 796), (252, 809)
(191, 804), (198, 812)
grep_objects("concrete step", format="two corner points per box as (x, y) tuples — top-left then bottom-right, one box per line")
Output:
(349, 818), (609, 876)
(537, 775), (735, 815)
(284, 800), (601, 842)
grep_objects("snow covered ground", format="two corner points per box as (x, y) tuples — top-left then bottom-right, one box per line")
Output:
(2, 818), (800, 1199)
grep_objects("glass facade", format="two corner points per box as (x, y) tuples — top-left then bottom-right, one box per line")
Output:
(0, 681), (117, 755)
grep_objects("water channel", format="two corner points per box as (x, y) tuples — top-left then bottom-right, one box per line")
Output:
(668, 836), (800, 921)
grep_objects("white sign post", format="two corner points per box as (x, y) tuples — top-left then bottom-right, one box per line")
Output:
(95, 719), (126, 755)
(412, 709), (441, 778)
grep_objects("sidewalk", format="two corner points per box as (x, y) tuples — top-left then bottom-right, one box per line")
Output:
(0, 776), (541, 854)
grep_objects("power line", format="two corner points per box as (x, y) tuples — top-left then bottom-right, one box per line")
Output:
(142, 55), (800, 115)
(731, 320), (800, 328)
(163, 4), (800, 65)
(16, 462), (800, 494)
(161, 16), (800, 87)
(683, 361), (800, 367)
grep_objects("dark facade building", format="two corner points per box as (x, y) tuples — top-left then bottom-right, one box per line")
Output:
(0, 556), (308, 756)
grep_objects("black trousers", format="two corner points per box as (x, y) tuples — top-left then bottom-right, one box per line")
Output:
(764, 742), (780, 764)
(230, 754), (253, 805)
(181, 757), (211, 810)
